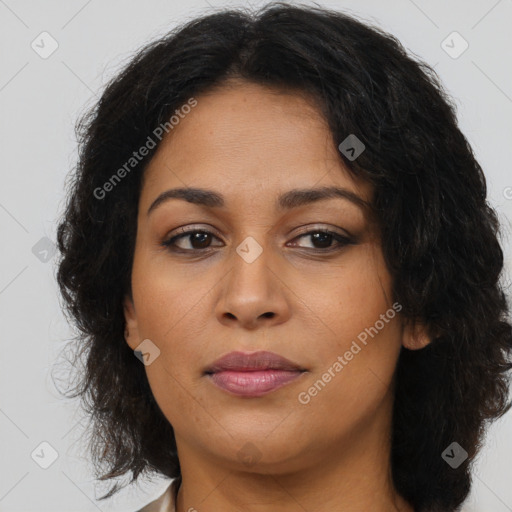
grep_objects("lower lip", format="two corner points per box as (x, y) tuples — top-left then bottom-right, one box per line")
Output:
(206, 369), (305, 397)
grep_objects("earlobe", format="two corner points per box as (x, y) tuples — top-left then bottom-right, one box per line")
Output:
(123, 295), (139, 350)
(402, 318), (432, 350)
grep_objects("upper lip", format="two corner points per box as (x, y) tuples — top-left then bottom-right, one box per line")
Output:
(204, 350), (306, 374)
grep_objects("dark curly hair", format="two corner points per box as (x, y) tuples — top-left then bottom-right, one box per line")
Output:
(54, 2), (512, 510)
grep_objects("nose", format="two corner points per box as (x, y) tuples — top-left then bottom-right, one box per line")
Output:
(215, 241), (291, 330)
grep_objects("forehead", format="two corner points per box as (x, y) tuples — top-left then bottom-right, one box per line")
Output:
(140, 81), (372, 208)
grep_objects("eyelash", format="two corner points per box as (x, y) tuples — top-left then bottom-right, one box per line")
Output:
(161, 227), (354, 254)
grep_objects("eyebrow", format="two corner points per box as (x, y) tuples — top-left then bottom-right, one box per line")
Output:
(147, 186), (370, 216)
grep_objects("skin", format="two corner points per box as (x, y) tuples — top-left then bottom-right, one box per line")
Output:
(124, 80), (431, 512)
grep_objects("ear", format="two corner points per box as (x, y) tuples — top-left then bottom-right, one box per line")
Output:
(402, 318), (432, 350)
(123, 295), (140, 351)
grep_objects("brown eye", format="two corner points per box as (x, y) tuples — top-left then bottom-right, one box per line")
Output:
(288, 230), (353, 251)
(162, 230), (222, 251)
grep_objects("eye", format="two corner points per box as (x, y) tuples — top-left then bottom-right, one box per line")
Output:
(288, 229), (353, 251)
(162, 228), (223, 252)
(161, 226), (354, 254)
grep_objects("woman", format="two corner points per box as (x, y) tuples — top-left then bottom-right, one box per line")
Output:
(55, 3), (512, 511)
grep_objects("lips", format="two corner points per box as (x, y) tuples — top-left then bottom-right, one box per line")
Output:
(204, 351), (307, 397)
(204, 350), (305, 374)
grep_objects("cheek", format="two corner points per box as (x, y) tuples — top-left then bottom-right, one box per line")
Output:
(292, 246), (400, 420)
(130, 254), (209, 407)
(139, 307), (209, 432)
(297, 243), (394, 353)
(131, 245), (211, 338)
(293, 316), (401, 448)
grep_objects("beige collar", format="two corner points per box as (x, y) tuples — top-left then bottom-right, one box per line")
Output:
(137, 479), (179, 512)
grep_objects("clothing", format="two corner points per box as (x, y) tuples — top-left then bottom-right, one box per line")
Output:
(136, 479), (179, 512)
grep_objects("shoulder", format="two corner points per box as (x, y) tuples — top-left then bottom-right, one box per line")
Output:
(135, 479), (179, 512)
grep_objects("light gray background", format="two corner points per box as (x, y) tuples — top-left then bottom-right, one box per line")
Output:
(1, 0), (511, 511)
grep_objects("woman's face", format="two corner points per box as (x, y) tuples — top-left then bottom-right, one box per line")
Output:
(124, 81), (426, 474)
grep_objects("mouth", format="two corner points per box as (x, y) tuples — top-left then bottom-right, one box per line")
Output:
(204, 350), (308, 397)
(204, 350), (306, 374)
